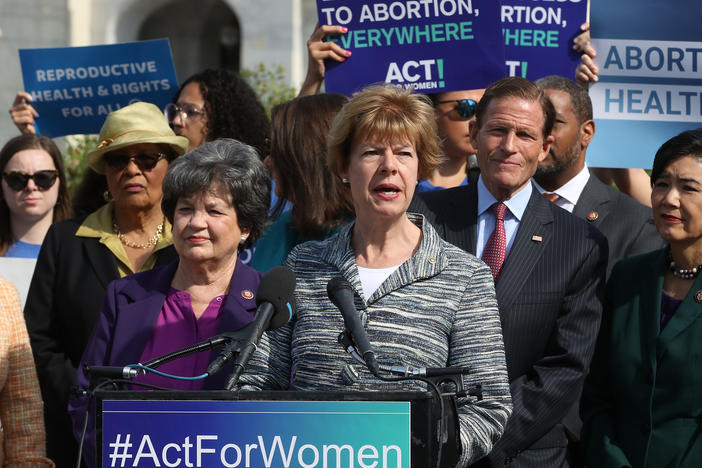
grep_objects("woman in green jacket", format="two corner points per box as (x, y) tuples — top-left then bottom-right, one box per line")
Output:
(581, 128), (702, 468)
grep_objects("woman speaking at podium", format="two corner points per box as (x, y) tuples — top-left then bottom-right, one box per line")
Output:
(238, 85), (512, 467)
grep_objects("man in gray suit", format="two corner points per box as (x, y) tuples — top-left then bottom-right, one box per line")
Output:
(410, 77), (607, 467)
(533, 75), (663, 277)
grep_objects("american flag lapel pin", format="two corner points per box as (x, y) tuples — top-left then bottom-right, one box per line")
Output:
(531, 235), (543, 242)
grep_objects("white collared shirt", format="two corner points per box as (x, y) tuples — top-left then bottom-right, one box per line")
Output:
(533, 164), (591, 213)
(476, 176), (532, 259)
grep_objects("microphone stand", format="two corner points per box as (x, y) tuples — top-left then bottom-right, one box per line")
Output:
(337, 330), (481, 468)
(83, 326), (255, 387)
(338, 331), (482, 399)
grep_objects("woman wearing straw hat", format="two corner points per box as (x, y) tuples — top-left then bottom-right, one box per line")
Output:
(23, 101), (188, 468)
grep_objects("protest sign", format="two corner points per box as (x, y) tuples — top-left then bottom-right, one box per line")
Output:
(587, 0), (702, 168)
(501, 0), (588, 80)
(317, 0), (504, 96)
(19, 39), (178, 138)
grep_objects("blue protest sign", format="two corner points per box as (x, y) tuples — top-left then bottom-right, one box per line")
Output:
(501, 0), (588, 80)
(101, 399), (411, 468)
(317, 0), (504, 96)
(587, 0), (702, 168)
(19, 39), (178, 138)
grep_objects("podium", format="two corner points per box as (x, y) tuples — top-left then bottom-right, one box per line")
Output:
(95, 390), (460, 468)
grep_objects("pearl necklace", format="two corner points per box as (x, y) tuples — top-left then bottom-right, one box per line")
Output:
(113, 219), (164, 249)
(667, 250), (702, 279)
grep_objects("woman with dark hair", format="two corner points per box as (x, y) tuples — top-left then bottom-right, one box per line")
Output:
(0, 134), (71, 257)
(70, 138), (270, 468)
(166, 68), (271, 157)
(581, 129), (702, 467)
(251, 93), (354, 271)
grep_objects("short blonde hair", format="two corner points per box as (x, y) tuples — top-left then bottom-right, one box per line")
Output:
(327, 85), (442, 180)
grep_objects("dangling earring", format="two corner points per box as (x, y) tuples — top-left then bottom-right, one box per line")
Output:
(103, 190), (112, 202)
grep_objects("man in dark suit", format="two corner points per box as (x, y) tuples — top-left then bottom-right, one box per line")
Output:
(533, 75), (663, 277)
(411, 77), (607, 467)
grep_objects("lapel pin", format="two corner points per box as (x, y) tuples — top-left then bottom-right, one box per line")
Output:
(241, 290), (254, 300)
(695, 290), (702, 304)
(587, 211), (599, 222)
(531, 235), (543, 242)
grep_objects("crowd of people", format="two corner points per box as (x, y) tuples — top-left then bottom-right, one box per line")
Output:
(0, 19), (700, 468)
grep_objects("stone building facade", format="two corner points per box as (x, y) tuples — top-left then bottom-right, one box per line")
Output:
(0, 0), (318, 142)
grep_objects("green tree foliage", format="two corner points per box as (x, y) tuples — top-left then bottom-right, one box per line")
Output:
(241, 63), (297, 117)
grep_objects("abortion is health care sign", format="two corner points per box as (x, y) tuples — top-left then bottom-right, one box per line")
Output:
(317, 0), (505, 96)
(501, 0), (588, 80)
(587, 0), (702, 169)
(19, 39), (178, 138)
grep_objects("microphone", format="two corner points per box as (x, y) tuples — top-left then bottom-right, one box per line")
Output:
(221, 266), (296, 389)
(327, 277), (380, 376)
(338, 332), (470, 378)
(84, 365), (139, 380)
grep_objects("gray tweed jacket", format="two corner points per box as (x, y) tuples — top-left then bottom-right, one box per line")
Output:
(239, 214), (512, 466)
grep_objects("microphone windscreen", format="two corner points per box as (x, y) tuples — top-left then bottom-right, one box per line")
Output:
(256, 266), (296, 329)
(326, 276), (353, 307)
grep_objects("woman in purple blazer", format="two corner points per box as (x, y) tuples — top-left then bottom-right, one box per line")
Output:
(69, 139), (270, 468)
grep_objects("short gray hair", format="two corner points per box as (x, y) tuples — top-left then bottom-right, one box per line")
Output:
(162, 138), (271, 249)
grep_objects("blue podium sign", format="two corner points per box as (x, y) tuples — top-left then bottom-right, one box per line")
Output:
(317, 0), (505, 95)
(101, 399), (411, 468)
(501, 0), (588, 80)
(587, 0), (702, 168)
(19, 39), (178, 138)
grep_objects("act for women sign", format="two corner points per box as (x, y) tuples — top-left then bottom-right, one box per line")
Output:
(587, 0), (702, 168)
(19, 39), (178, 138)
(100, 399), (411, 468)
(316, 0), (505, 95)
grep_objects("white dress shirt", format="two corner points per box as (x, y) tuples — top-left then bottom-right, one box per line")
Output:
(533, 164), (591, 213)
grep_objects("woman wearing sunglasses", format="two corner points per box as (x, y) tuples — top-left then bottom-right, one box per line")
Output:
(0, 134), (71, 258)
(419, 89), (485, 192)
(23, 101), (187, 468)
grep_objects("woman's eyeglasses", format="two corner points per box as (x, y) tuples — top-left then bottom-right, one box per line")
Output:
(437, 98), (478, 119)
(104, 153), (167, 172)
(164, 103), (205, 123)
(2, 170), (59, 191)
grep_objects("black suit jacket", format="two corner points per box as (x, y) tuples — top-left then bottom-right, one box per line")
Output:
(23, 217), (177, 468)
(410, 183), (607, 468)
(573, 173), (663, 278)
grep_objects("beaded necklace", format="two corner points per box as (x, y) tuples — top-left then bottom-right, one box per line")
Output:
(113, 219), (164, 249)
(667, 249), (702, 280)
